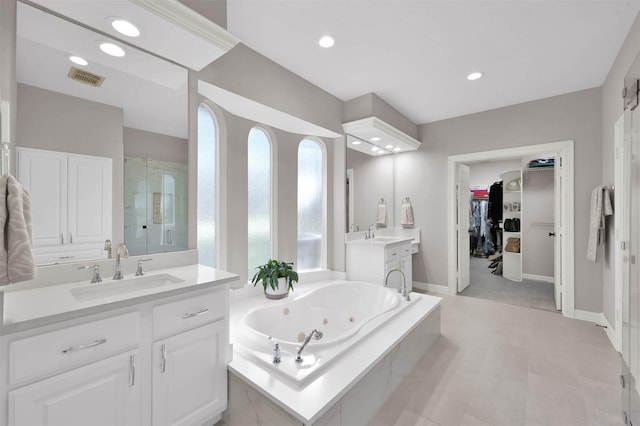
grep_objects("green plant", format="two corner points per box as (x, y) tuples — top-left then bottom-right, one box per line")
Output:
(251, 259), (299, 292)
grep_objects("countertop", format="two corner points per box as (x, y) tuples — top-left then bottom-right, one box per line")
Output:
(1, 264), (238, 335)
(345, 236), (413, 247)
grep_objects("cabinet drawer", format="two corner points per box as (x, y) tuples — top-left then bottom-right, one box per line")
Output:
(385, 245), (401, 262)
(153, 288), (227, 340)
(34, 247), (103, 266)
(400, 243), (412, 257)
(9, 311), (140, 386)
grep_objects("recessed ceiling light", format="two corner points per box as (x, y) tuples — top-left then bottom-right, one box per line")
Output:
(99, 42), (125, 57)
(318, 35), (335, 48)
(69, 55), (88, 66)
(394, 147), (402, 152)
(377, 151), (386, 155)
(467, 72), (483, 81)
(371, 147), (379, 152)
(385, 145), (393, 149)
(112, 19), (140, 37)
(371, 137), (381, 142)
(351, 140), (361, 145)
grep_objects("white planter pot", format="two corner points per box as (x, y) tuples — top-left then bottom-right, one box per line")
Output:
(265, 277), (289, 300)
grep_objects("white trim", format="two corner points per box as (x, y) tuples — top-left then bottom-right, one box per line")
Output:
(522, 274), (554, 283)
(447, 140), (576, 314)
(573, 309), (604, 324)
(342, 117), (421, 152)
(601, 312), (620, 352)
(130, 0), (240, 51)
(412, 281), (449, 294)
(613, 113), (625, 355)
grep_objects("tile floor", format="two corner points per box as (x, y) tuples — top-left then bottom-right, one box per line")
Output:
(368, 292), (623, 426)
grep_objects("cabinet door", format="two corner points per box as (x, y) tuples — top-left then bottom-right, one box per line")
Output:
(9, 350), (140, 426)
(152, 321), (227, 426)
(67, 155), (112, 245)
(17, 148), (67, 247)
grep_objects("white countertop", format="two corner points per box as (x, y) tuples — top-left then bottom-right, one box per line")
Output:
(345, 236), (413, 247)
(228, 280), (441, 424)
(2, 264), (238, 335)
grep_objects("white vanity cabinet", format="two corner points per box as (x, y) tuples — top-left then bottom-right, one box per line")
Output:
(346, 239), (413, 291)
(16, 147), (112, 265)
(0, 284), (230, 426)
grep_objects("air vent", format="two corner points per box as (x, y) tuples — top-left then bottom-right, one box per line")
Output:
(67, 67), (105, 87)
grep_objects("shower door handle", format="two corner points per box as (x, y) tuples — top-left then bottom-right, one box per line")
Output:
(548, 232), (556, 237)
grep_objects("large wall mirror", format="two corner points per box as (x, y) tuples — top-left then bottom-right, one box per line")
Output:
(16, 1), (188, 263)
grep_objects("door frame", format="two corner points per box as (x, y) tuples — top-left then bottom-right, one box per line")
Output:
(447, 140), (575, 317)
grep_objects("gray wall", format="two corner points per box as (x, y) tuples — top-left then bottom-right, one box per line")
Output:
(399, 87), (602, 312)
(16, 83), (125, 245)
(347, 148), (394, 230)
(522, 169), (554, 278)
(469, 160), (521, 189)
(124, 127), (188, 164)
(601, 11), (640, 330)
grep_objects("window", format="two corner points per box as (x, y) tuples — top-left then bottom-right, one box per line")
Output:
(297, 138), (324, 271)
(197, 104), (216, 267)
(247, 127), (272, 279)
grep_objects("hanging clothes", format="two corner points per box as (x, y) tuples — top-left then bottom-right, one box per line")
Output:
(488, 181), (503, 223)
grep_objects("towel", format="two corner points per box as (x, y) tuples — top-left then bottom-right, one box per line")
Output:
(376, 201), (387, 226)
(401, 199), (414, 226)
(2, 175), (36, 285)
(586, 185), (613, 262)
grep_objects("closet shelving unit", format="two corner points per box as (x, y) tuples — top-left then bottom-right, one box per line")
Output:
(501, 169), (522, 282)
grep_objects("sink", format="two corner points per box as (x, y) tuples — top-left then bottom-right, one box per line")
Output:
(71, 274), (185, 302)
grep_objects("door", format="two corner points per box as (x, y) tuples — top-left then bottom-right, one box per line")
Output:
(553, 153), (563, 310)
(67, 155), (112, 245)
(457, 163), (471, 292)
(9, 350), (140, 426)
(152, 321), (227, 426)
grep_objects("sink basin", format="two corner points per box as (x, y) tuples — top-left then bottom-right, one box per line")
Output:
(71, 274), (185, 302)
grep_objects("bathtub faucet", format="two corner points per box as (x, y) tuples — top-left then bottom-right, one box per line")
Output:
(295, 329), (323, 363)
(384, 268), (410, 301)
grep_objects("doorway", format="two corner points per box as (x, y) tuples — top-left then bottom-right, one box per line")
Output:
(447, 140), (575, 317)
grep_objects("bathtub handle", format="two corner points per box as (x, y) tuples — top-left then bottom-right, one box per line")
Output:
(161, 344), (167, 373)
(182, 308), (209, 319)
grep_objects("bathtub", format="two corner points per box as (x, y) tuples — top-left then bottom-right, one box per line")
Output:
(234, 280), (418, 385)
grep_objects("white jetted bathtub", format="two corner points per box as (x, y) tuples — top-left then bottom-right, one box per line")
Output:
(235, 280), (418, 385)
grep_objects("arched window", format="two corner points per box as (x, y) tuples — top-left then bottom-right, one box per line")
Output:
(247, 127), (272, 279)
(297, 138), (325, 271)
(197, 104), (217, 267)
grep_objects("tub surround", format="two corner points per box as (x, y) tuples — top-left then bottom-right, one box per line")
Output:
(228, 279), (441, 425)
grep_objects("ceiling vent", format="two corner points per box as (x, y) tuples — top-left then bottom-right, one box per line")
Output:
(67, 67), (105, 87)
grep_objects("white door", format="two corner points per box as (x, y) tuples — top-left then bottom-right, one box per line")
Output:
(67, 155), (112, 245)
(553, 153), (563, 310)
(9, 351), (140, 426)
(152, 321), (227, 426)
(457, 163), (471, 292)
(17, 148), (67, 247)
(615, 113), (630, 350)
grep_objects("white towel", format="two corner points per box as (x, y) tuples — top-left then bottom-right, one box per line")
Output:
(401, 199), (414, 226)
(586, 185), (613, 262)
(3, 175), (36, 284)
(376, 202), (387, 226)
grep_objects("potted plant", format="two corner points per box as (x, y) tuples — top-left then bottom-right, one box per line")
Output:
(251, 259), (299, 299)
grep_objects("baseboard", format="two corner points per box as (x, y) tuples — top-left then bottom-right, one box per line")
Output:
(413, 281), (449, 294)
(522, 273), (554, 283)
(572, 310), (619, 352)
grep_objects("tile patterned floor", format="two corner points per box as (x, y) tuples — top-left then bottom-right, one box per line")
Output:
(367, 292), (623, 426)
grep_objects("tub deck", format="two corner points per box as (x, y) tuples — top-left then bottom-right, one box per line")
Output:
(227, 279), (442, 425)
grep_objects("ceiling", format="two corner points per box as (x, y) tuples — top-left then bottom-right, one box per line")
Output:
(226, 0), (640, 125)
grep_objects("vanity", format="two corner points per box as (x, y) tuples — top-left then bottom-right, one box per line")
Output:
(0, 263), (238, 426)
(346, 237), (413, 291)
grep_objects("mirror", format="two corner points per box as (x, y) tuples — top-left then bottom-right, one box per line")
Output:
(346, 136), (394, 232)
(16, 1), (188, 263)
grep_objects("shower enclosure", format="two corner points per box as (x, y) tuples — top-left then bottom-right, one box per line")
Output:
(622, 53), (640, 425)
(124, 157), (188, 256)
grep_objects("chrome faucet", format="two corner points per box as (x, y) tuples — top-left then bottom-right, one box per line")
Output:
(78, 264), (103, 284)
(366, 223), (378, 239)
(113, 243), (129, 280)
(384, 268), (410, 301)
(295, 329), (323, 363)
(135, 258), (153, 276)
(273, 343), (281, 364)
(104, 239), (112, 258)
